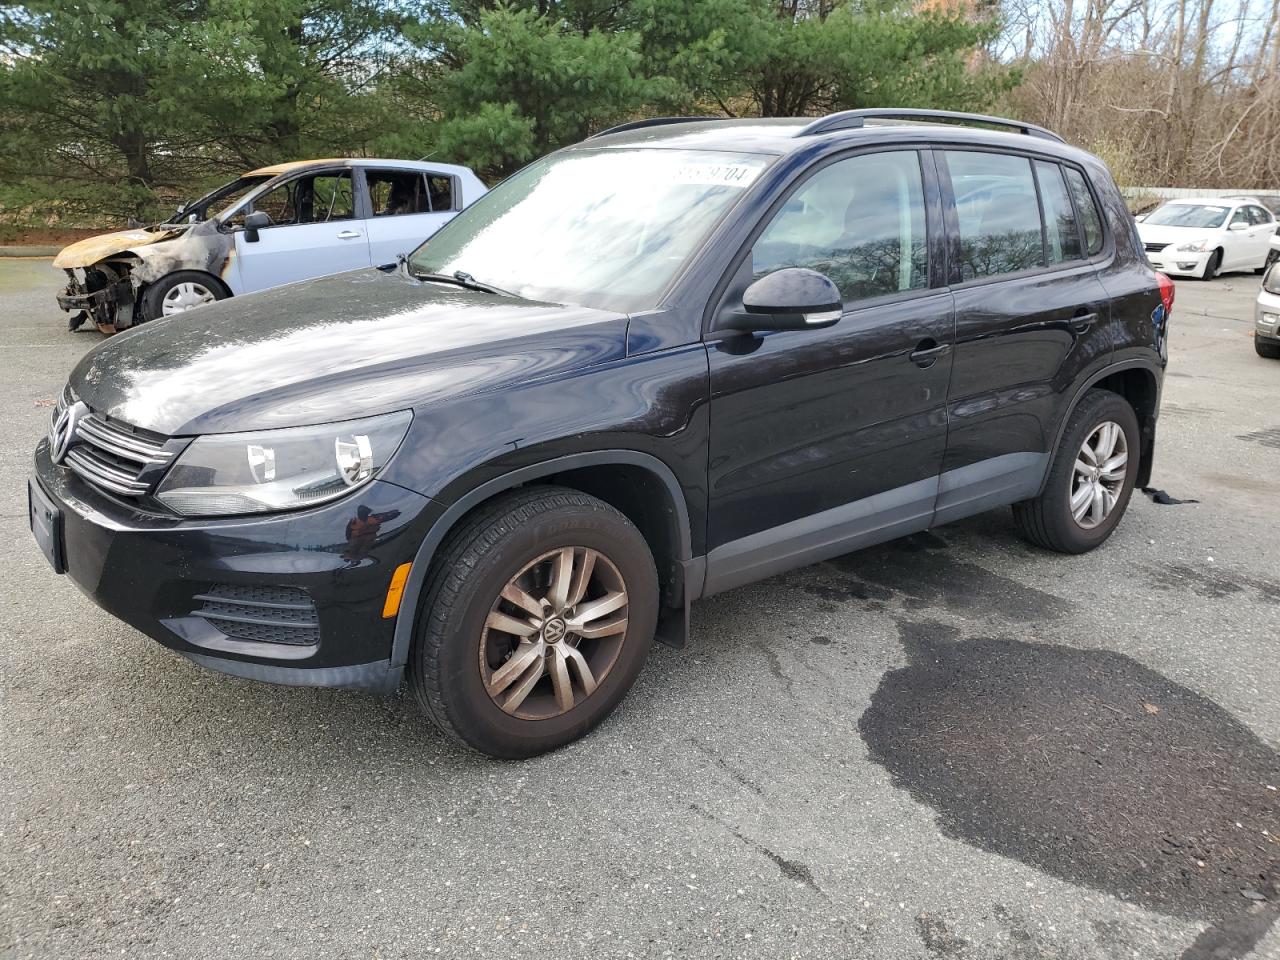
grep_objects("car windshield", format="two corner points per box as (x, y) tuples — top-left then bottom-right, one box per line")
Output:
(201, 175), (274, 221)
(1144, 203), (1230, 228)
(407, 148), (772, 311)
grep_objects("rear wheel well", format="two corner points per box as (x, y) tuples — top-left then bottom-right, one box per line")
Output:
(1088, 368), (1158, 487)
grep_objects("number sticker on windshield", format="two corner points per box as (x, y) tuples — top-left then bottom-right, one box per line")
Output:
(668, 162), (765, 188)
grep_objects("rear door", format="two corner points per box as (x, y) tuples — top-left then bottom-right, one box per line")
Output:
(703, 148), (953, 593)
(1240, 204), (1277, 270)
(363, 168), (461, 266)
(934, 149), (1112, 523)
(231, 168), (370, 292)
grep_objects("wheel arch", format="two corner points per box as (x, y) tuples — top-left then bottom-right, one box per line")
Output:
(1040, 360), (1162, 495)
(390, 450), (697, 667)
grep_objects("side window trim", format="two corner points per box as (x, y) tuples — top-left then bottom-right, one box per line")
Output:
(937, 147), (1109, 286)
(1029, 156), (1051, 269)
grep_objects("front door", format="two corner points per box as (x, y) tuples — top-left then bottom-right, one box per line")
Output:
(936, 150), (1112, 523)
(231, 169), (371, 293)
(703, 149), (953, 594)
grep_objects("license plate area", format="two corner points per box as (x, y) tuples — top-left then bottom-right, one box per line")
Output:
(28, 478), (66, 574)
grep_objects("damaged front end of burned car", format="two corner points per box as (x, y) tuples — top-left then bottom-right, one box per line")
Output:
(53, 220), (234, 334)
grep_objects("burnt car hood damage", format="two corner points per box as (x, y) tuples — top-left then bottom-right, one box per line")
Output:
(69, 268), (629, 436)
(52, 227), (183, 269)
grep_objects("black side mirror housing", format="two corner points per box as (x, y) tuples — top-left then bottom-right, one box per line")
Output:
(243, 210), (270, 243)
(721, 267), (843, 333)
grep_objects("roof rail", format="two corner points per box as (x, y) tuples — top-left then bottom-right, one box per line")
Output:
(796, 109), (1065, 143)
(590, 116), (719, 139)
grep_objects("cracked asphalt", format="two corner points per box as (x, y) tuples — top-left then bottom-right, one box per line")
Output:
(2, 259), (1277, 959)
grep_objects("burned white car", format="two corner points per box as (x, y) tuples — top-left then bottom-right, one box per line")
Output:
(54, 158), (487, 332)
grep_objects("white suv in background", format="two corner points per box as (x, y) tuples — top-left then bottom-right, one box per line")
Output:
(1136, 196), (1276, 280)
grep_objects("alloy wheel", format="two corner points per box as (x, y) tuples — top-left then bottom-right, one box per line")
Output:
(1070, 421), (1128, 530)
(161, 281), (216, 315)
(479, 546), (629, 720)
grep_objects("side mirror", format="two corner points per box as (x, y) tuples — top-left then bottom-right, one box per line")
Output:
(243, 210), (270, 243)
(1228, 220), (1248, 232)
(721, 267), (843, 333)
(1133, 212), (1147, 222)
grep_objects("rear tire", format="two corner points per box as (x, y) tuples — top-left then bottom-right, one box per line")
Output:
(1013, 390), (1140, 554)
(409, 486), (658, 759)
(1256, 338), (1280, 359)
(1198, 249), (1222, 281)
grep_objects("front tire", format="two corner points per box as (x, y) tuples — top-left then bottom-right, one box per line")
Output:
(1256, 338), (1280, 359)
(140, 271), (228, 321)
(1198, 249), (1222, 281)
(1013, 389), (1140, 554)
(409, 486), (658, 759)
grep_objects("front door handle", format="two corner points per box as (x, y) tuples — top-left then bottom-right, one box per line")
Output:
(1071, 311), (1099, 333)
(909, 339), (952, 368)
(336, 229), (363, 240)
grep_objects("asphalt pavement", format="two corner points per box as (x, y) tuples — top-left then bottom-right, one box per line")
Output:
(2, 259), (1277, 960)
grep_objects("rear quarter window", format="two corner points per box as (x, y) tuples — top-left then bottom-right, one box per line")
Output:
(1063, 167), (1104, 256)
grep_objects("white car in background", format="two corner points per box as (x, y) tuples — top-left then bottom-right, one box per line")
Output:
(1136, 196), (1276, 280)
(53, 158), (488, 332)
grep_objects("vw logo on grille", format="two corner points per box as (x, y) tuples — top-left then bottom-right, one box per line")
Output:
(50, 401), (86, 465)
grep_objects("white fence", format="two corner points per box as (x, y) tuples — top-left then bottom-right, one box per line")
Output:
(1120, 186), (1279, 201)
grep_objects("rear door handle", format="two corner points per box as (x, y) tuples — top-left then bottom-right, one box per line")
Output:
(337, 229), (363, 240)
(1071, 311), (1099, 333)
(909, 339), (952, 367)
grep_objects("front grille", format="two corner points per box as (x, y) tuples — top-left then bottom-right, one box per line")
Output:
(191, 584), (320, 646)
(1144, 241), (1168, 253)
(49, 390), (176, 498)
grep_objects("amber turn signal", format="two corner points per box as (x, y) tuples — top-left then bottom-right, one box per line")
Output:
(382, 562), (413, 619)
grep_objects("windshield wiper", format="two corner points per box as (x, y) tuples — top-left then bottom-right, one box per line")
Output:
(408, 267), (515, 297)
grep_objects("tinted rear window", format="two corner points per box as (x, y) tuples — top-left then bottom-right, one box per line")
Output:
(944, 151), (1045, 280)
(1063, 167), (1103, 256)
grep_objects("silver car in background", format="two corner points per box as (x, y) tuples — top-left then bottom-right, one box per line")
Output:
(1257, 260), (1280, 359)
(53, 158), (487, 333)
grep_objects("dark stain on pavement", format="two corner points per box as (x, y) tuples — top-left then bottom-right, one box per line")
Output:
(860, 620), (1280, 958)
(916, 912), (969, 955)
(689, 804), (821, 893)
(821, 533), (1073, 622)
(1148, 562), (1280, 605)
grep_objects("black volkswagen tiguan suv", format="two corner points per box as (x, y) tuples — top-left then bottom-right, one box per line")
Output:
(30, 110), (1173, 758)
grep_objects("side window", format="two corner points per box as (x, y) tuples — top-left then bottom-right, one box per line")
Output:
(1062, 167), (1104, 256)
(1248, 205), (1272, 226)
(307, 174), (354, 222)
(1230, 207), (1249, 227)
(944, 151), (1044, 280)
(1034, 161), (1083, 264)
(427, 175), (455, 211)
(751, 151), (928, 303)
(248, 172), (354, 226)
(368, 170), (429, 217)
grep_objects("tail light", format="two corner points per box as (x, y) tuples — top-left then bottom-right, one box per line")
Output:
(1156, 272), (1175, 316)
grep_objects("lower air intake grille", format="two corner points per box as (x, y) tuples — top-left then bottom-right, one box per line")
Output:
(191, 584), (319, 646)
(1144, 241), (1168, 253)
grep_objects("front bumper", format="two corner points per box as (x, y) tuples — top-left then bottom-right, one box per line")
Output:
(1145, 247), (1212, 277)
(32, 440), (442, 692)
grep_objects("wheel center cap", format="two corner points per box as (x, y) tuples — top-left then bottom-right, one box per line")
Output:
(542, 618), (567, 643)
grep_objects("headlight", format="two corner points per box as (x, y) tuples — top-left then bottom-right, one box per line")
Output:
(156, 411), (412, 517)
(1176, 239), (1211, 252)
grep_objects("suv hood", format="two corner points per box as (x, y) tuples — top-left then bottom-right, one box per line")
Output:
(53, 227), (185, 269)
(70, 268), (628, 436)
